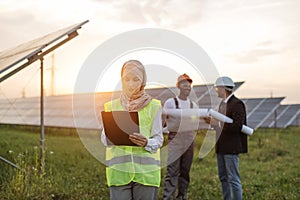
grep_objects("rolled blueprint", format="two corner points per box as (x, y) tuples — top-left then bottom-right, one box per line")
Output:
(209, 109), (254, 135)
(163, 108), (254, 135)
(163, 108), (209, 118)
(208, 109), (233, 123)
(241, 125), (254, 135)
(163, 109), (209, 132)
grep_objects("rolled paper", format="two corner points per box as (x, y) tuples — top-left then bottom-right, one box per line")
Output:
(163, 109), (209, 132)
(198, 109), (210, 117)
(163, 109), (209, 118)
(209, 109), (233, 123)
(163, 108), (254, 135)
(209, 109), (254, 135)
(241, 125), (254, 135)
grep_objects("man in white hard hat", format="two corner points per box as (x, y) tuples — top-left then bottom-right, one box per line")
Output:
(204, 76), (248, 200)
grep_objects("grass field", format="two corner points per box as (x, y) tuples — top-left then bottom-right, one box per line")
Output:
(0, 125), (299, 199)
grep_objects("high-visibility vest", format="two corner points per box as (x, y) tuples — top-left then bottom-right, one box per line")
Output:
(104, 98), (161, 187)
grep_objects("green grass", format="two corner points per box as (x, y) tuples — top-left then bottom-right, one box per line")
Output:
(0, 126), (299, 199)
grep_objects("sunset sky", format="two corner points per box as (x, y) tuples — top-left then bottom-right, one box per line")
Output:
(0, 0), (299, 104)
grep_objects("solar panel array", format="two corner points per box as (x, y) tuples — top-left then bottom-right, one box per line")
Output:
(241, 97), (284, 129)
(0, 82), (299, 130)
(260, 104), (300, 128)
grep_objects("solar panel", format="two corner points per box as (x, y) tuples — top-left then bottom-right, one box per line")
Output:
(272, 105), (300, 128)
(0, 20), (88, 82)
(242, 97), (284, 129)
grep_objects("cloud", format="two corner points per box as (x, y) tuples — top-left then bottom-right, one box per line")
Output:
(256, 40), (273, 47)
(0, 8), (60, 50)
(0, 13), (37, 49)
(230, 48), (279, 64)
(236, 1), (283, 11)
(107, 0), (203, 28)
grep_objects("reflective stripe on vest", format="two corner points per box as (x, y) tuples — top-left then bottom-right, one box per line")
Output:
(106, 155), (160, 166)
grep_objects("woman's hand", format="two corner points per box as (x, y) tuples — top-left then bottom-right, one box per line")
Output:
(129, 133), (148, 147)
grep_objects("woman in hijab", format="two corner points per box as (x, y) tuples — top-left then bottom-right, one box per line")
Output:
(101, 60), (163, 200)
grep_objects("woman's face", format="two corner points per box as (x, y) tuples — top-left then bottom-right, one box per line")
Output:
(122, 69), (143, 96)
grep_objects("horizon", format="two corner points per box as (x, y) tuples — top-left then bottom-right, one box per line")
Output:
(0, 82), (290, 105)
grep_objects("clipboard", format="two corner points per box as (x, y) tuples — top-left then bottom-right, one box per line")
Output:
(101, 111), (139, 146)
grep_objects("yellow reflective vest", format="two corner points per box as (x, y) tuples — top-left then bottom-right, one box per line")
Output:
(104, 98), (161, 187)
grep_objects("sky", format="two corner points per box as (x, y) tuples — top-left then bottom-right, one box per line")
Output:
(0, 0), (300, 104)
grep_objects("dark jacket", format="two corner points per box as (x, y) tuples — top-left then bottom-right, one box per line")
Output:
(215, 95), (248, 154)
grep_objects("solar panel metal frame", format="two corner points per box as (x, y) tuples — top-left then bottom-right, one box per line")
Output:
(0, 20), (89, 82)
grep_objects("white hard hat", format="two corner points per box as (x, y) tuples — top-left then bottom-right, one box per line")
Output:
(215, 76), (235, 90)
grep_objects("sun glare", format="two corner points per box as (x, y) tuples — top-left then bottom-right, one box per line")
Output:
(95, 49), (208, 93)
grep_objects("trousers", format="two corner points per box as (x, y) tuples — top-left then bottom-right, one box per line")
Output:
(110, 182), (158, 200)
(217, 154), (242, 200)
(163, 132), (194, 200)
